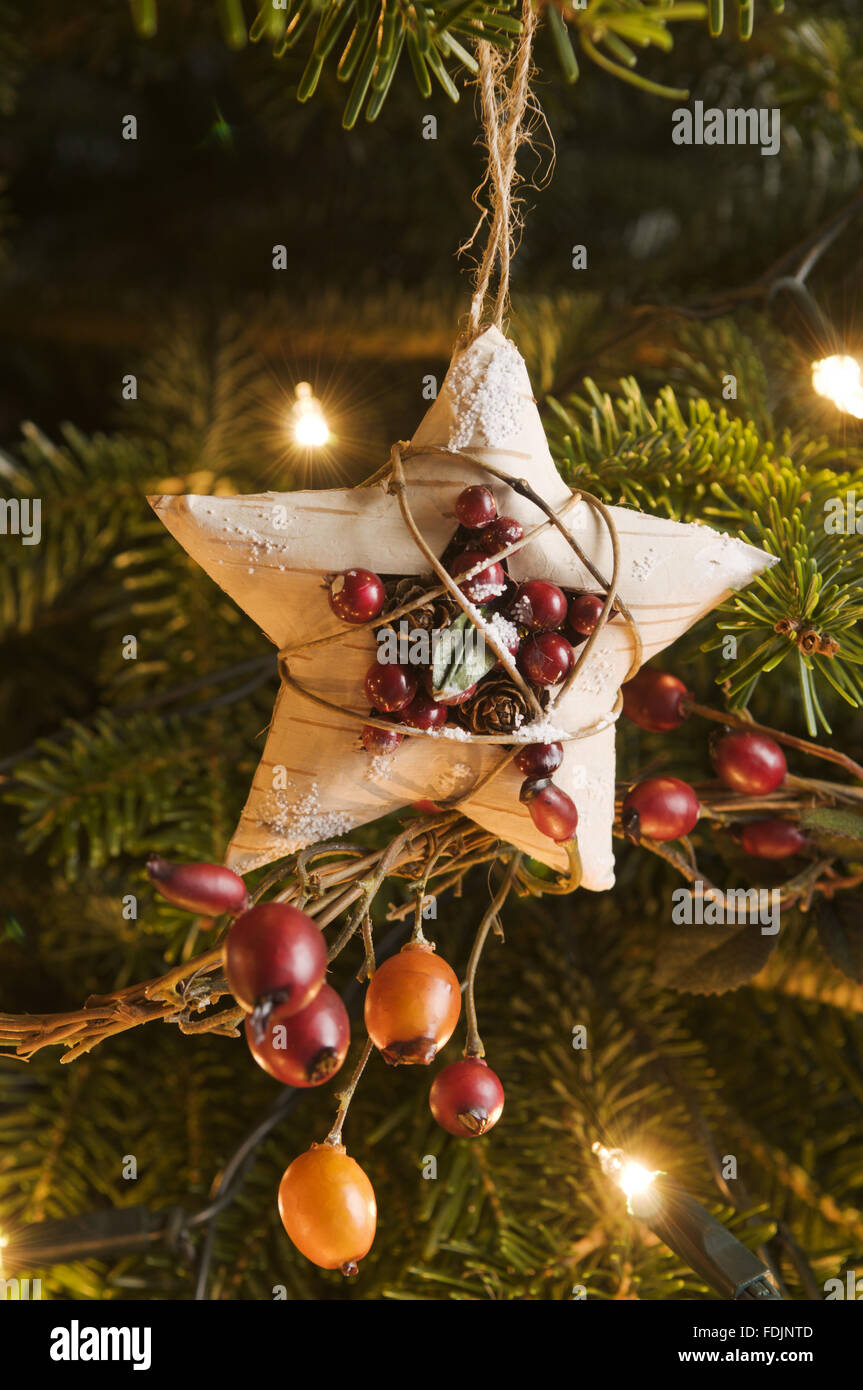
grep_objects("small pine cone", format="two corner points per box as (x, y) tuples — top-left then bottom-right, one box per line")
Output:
(797, 626), (820, 655)
(459, 673), (530, 736)
(817, 633), (841, 657)
(381, 577), (459, 633)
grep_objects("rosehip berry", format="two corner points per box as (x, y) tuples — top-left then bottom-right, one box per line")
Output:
(741, 819), (808, 860)
(421, 668), (477, 706)
(510, 580), (568, 632)
(146, 856), (249, 918)
(328, 569), (385, 624)
(568, 592), (606, 637)
(455, 485), (497, 529)
(399, 690), (449, 730)
(364, 941), (461, 1065)
(278, 1143), (376, 1275)
(519, 778), (579, 842)
(449, 549), (506, 603)
(430, 1058), (505, 1137)
(224, 903), (327, 1014)
(364, 659), (417, 713)
(622, 777), (700, 842)
(517, 632), (574, 687)
(514, 742), (564, 777)
(622, 668), (691, 733)
(246, 984), (350, 1087)
(480, 516), (524, 554)
(712, 730), (787, 795)
(361, 723), (404, 754)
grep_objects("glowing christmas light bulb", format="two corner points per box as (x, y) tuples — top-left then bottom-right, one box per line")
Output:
(619, 1160), (657, 1198)
(592, 1143), (658, 1200)
(811, 354), (863, 419)
(291, 382), (330, 447)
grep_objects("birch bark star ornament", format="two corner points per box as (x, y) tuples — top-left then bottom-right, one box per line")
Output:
(149, 322), (775, 891)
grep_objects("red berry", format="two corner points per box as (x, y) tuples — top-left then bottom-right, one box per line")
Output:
(329, 569), (385, 624)
(514, 742), (563, 777)
(146, 856), (248, 918)
(399, 690), (449, 730)
(741, 819), (808, 860)
(712, 730), (787, 795)
(519, 778), (579, 842)
(245, 984), (350, 1086)
(412, 799), (445, 814)
(430, 1058), (505, 1137)
(361, 723), (404, 754)
(480, 516), (524, 554)
(510, 580), (568, 632)
(622, 668), (690, 733)
(448, 549), (506, 603)
(421, 668), (477, 706)
(568, 592), (606, 637)
(364, 659), (417, 713)
(517, 632), (573, 687)
(622, 777), (700, 842)
(455, 485), (497, 529)
(224, 903), (327, 1014)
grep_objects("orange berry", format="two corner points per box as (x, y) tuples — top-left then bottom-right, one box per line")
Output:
(278, 1143), (376, 1276)
(364, 941), (461, 1065)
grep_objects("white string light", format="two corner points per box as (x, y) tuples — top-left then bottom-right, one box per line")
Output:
(291, 382), (330, 447)
(591, 1141), (781, 1299)
(811, 354), (863, 419)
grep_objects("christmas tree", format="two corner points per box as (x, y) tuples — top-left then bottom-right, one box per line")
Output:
(1, 0), (863, 1308)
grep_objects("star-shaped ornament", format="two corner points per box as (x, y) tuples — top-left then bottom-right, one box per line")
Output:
(150, 326), (775, 891)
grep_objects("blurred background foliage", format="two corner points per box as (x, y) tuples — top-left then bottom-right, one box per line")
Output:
(1, 0), (862, 1300)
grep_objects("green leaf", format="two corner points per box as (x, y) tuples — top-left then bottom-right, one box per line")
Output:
(654, 917), (778, 995)
(800, 807), (863, 844)
(431, 610), (498, 698)
(815, 892), (863, 982)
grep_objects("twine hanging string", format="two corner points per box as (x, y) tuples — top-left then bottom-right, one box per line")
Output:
(463, 0), (544, 341)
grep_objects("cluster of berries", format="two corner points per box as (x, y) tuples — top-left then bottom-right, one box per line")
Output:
(146, 859), (505, 1277)
(328, 484), (615, 844)
(621, 667), (806, 858)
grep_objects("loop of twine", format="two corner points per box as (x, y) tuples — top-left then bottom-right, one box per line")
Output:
(463, 0), (543, 342)
(277, 445), (645, 815)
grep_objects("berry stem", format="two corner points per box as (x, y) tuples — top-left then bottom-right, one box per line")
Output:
(681, 698), (863, 783)
(325, 1036), (374, 1147)
(358, 913), (376, 982)
(463, 855), (521, 1060)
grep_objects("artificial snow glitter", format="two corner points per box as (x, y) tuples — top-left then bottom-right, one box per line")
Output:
(364, 753), (396, 782)
(630, 548), (658, 582)
(256, 785), (354, 851)
(446, 336), (528, 450)
(512, 718), (570, 743)
(573, 654), (615, 697)
(486, 612), (520, 650)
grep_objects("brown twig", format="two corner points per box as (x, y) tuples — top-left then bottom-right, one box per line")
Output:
(463, 855), (521, 1059)
(4, 767), (862, 1065)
